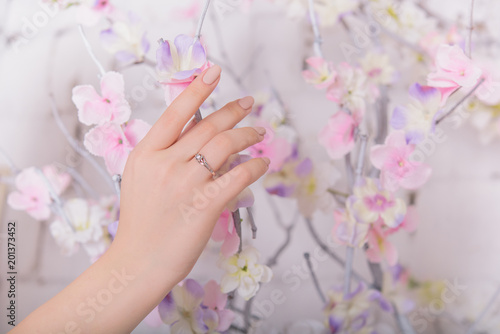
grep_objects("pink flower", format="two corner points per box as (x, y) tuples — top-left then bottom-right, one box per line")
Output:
(370, 131), (432, 192)
(72, 72), (131, 126)
(332, 199), (370, 248)
(326, 62), (369, 114)
(203, 280), (235, 332)
(211, 210), (240, 258)
(84, 119), (151, 175)
(387, 205), (419, 235)
(76, 0), (116, 26)
(366, 220), (398, 266)
(7, 166), (70, 221)
(248, 133), (293, 172)
(427, 44), (482, 104)
(302, 57), (336, 89)
(318, 111), (357, 160)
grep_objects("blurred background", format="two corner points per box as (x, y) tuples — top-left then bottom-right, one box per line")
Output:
(2, 0), (500, 333)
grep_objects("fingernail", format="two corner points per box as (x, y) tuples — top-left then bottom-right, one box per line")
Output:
(203, 65), (221, 85)
(262, 157), (271, 166)
(255, 127), (266, 136)
(238, 96), (254, 110)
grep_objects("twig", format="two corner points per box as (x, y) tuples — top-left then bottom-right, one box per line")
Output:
(78, 25), (106, 76)
(66, 168), (99, 200)
(233, 209), (242, 253)
(246, 207), (257, 239)
(229, 324), (247, 333)
(306, 0), (323, 58)
(112, 174), (121, 200)
(466, 285), (500, 334)
(49, 94), (115, 192)
(343, 247), (355, 296)
(266, 211), (298, 267)
(345, 153), (354, 188)
(195, 0), (212, 40)
(436, 78), (485, 125)
(327, 188), (349, 198)
(304, 252), (327, 304)
(466, 0), (476, 58)
(0, 147), (20, 174)
(394, 303), (418, 334)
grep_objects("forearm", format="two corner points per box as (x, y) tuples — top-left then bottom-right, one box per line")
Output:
(10, 237), (175, 334)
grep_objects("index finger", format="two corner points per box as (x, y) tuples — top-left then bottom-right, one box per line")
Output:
(141, 65), (221, 151)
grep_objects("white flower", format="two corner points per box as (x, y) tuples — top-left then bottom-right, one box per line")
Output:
(49, 198), (109, 258)
(218, 247), (273, 300)
(359, 52), (395, 86)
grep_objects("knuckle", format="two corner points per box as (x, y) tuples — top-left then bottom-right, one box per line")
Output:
(199, 121), (218, 138)
(226, 101), (245, 118)
(237, 167), (253, 184)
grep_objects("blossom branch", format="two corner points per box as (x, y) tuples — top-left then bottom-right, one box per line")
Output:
(195, 0), (212, 40)
(306, 0), (323, 58)
(0, 146), (20, 174)
(466, 0), (476, 58)
(78, 25), (106, 76)
(49, 94), (116, 192)
(435, 78), (485, 125)
(266, 210), (299, 267)
(304, 252), (327, 304)
(246, 207), (257, 239)
(112, 174), (121, 200)
(66, 168), (99, 200)
(466, 285), (500, 334)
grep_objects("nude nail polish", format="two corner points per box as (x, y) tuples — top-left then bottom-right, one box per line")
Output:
(238, 96), (254, 109)
(203, 65), (221, 85)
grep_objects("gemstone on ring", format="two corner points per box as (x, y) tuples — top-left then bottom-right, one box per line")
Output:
(195, 153), (217, 177)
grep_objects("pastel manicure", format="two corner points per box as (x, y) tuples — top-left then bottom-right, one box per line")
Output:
(255, 127), (266, 136)
(203, 65), (221, 85)
(238, 96), (254, 109)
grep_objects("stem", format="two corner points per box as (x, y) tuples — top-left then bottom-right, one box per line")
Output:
(232, 209), (242, 253)
(246, 207), (257, 239)
(466, 285), (500, 334)
(354, 134), (368, 184)
(466, 0), (476, 58)
(195, 0), (211, 40)
(343, 247), (355, 296)
(435, 78), (485, 125)
(78, 25), (106, 76)
(306, 0), (323, 58)
(49, 94), (115, 192)
(304, 252), (326, 304)
(112, 174), (121, 200)
(394, 303), (417, 334)
(266, 211), (298, 267)
(345, 153), (354, 188)
(327, 188), (349, 198)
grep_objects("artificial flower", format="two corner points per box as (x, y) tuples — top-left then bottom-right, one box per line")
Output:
(324, 282), (392, 333)
(100, 13), (150, 65)
(302, 57), (336, 89)
(7, 166), (70, 221)
(49, 198), (108, 258)
(203, 280), (235, 332)
(218, 246), (272, 300)
(326, 62), (369, 115)
(156, 34), (210, 104)
(391, 83), (442, 144)
(359, 51), (395, 86)
(365, 220), (398, 266)
(332, 201), (370, 248)
(211, 210), (240, 258)
(318, 111), (357, 160)
(351, 178), (406, 227)
(427, 44), (482, 104)
(370, 131), (432, 191)
(72, 71), (131, 126)
(84, 119), (151, 175)
(248, 133), (293, 172)
(159, 279), (207, 333)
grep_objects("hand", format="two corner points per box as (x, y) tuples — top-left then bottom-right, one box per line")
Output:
(113, 65), (269, 285)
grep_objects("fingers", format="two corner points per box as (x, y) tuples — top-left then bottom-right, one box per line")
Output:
(141, 65), (222, 151)
(176, 96), (255, 156)
(192, 127), (266, 179)
(211, 157), (270, 207)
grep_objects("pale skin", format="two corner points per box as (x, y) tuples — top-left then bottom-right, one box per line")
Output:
(10, 65), (269, 334)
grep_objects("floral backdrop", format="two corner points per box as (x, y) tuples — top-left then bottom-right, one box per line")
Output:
(2, 0), (500, 333)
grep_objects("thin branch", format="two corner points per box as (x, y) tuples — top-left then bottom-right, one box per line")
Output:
(343, 247), (355, 296)
(466, 285), (500, 334)
(246, 207), (257, 239)
(266, 211), (298, 267)
(327, 188), (349, 198)
(306, 0), (323, 58)
(195, 0), (212, 40)
(0, 147), (19, 174)
(304, 252), (327, 304)
(466, 0), (476, 58)
(49, 94), (115, 192)
(78, 25), (106, 76)
(394, 303), (418, 334)
(436, 78), (485, 125)
(112, 174), (121, 200)
(66, 168), (99, 200)
(233, 209), (242, 253)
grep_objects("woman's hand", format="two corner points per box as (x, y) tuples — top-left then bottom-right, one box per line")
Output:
(114, 64), (269, 285)
(10, 65), (269, 334)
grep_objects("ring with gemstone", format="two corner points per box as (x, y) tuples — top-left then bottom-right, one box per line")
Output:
(195, 153), (217, 178)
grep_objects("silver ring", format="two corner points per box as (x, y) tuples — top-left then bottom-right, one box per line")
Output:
(195, 153), (217, 177)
